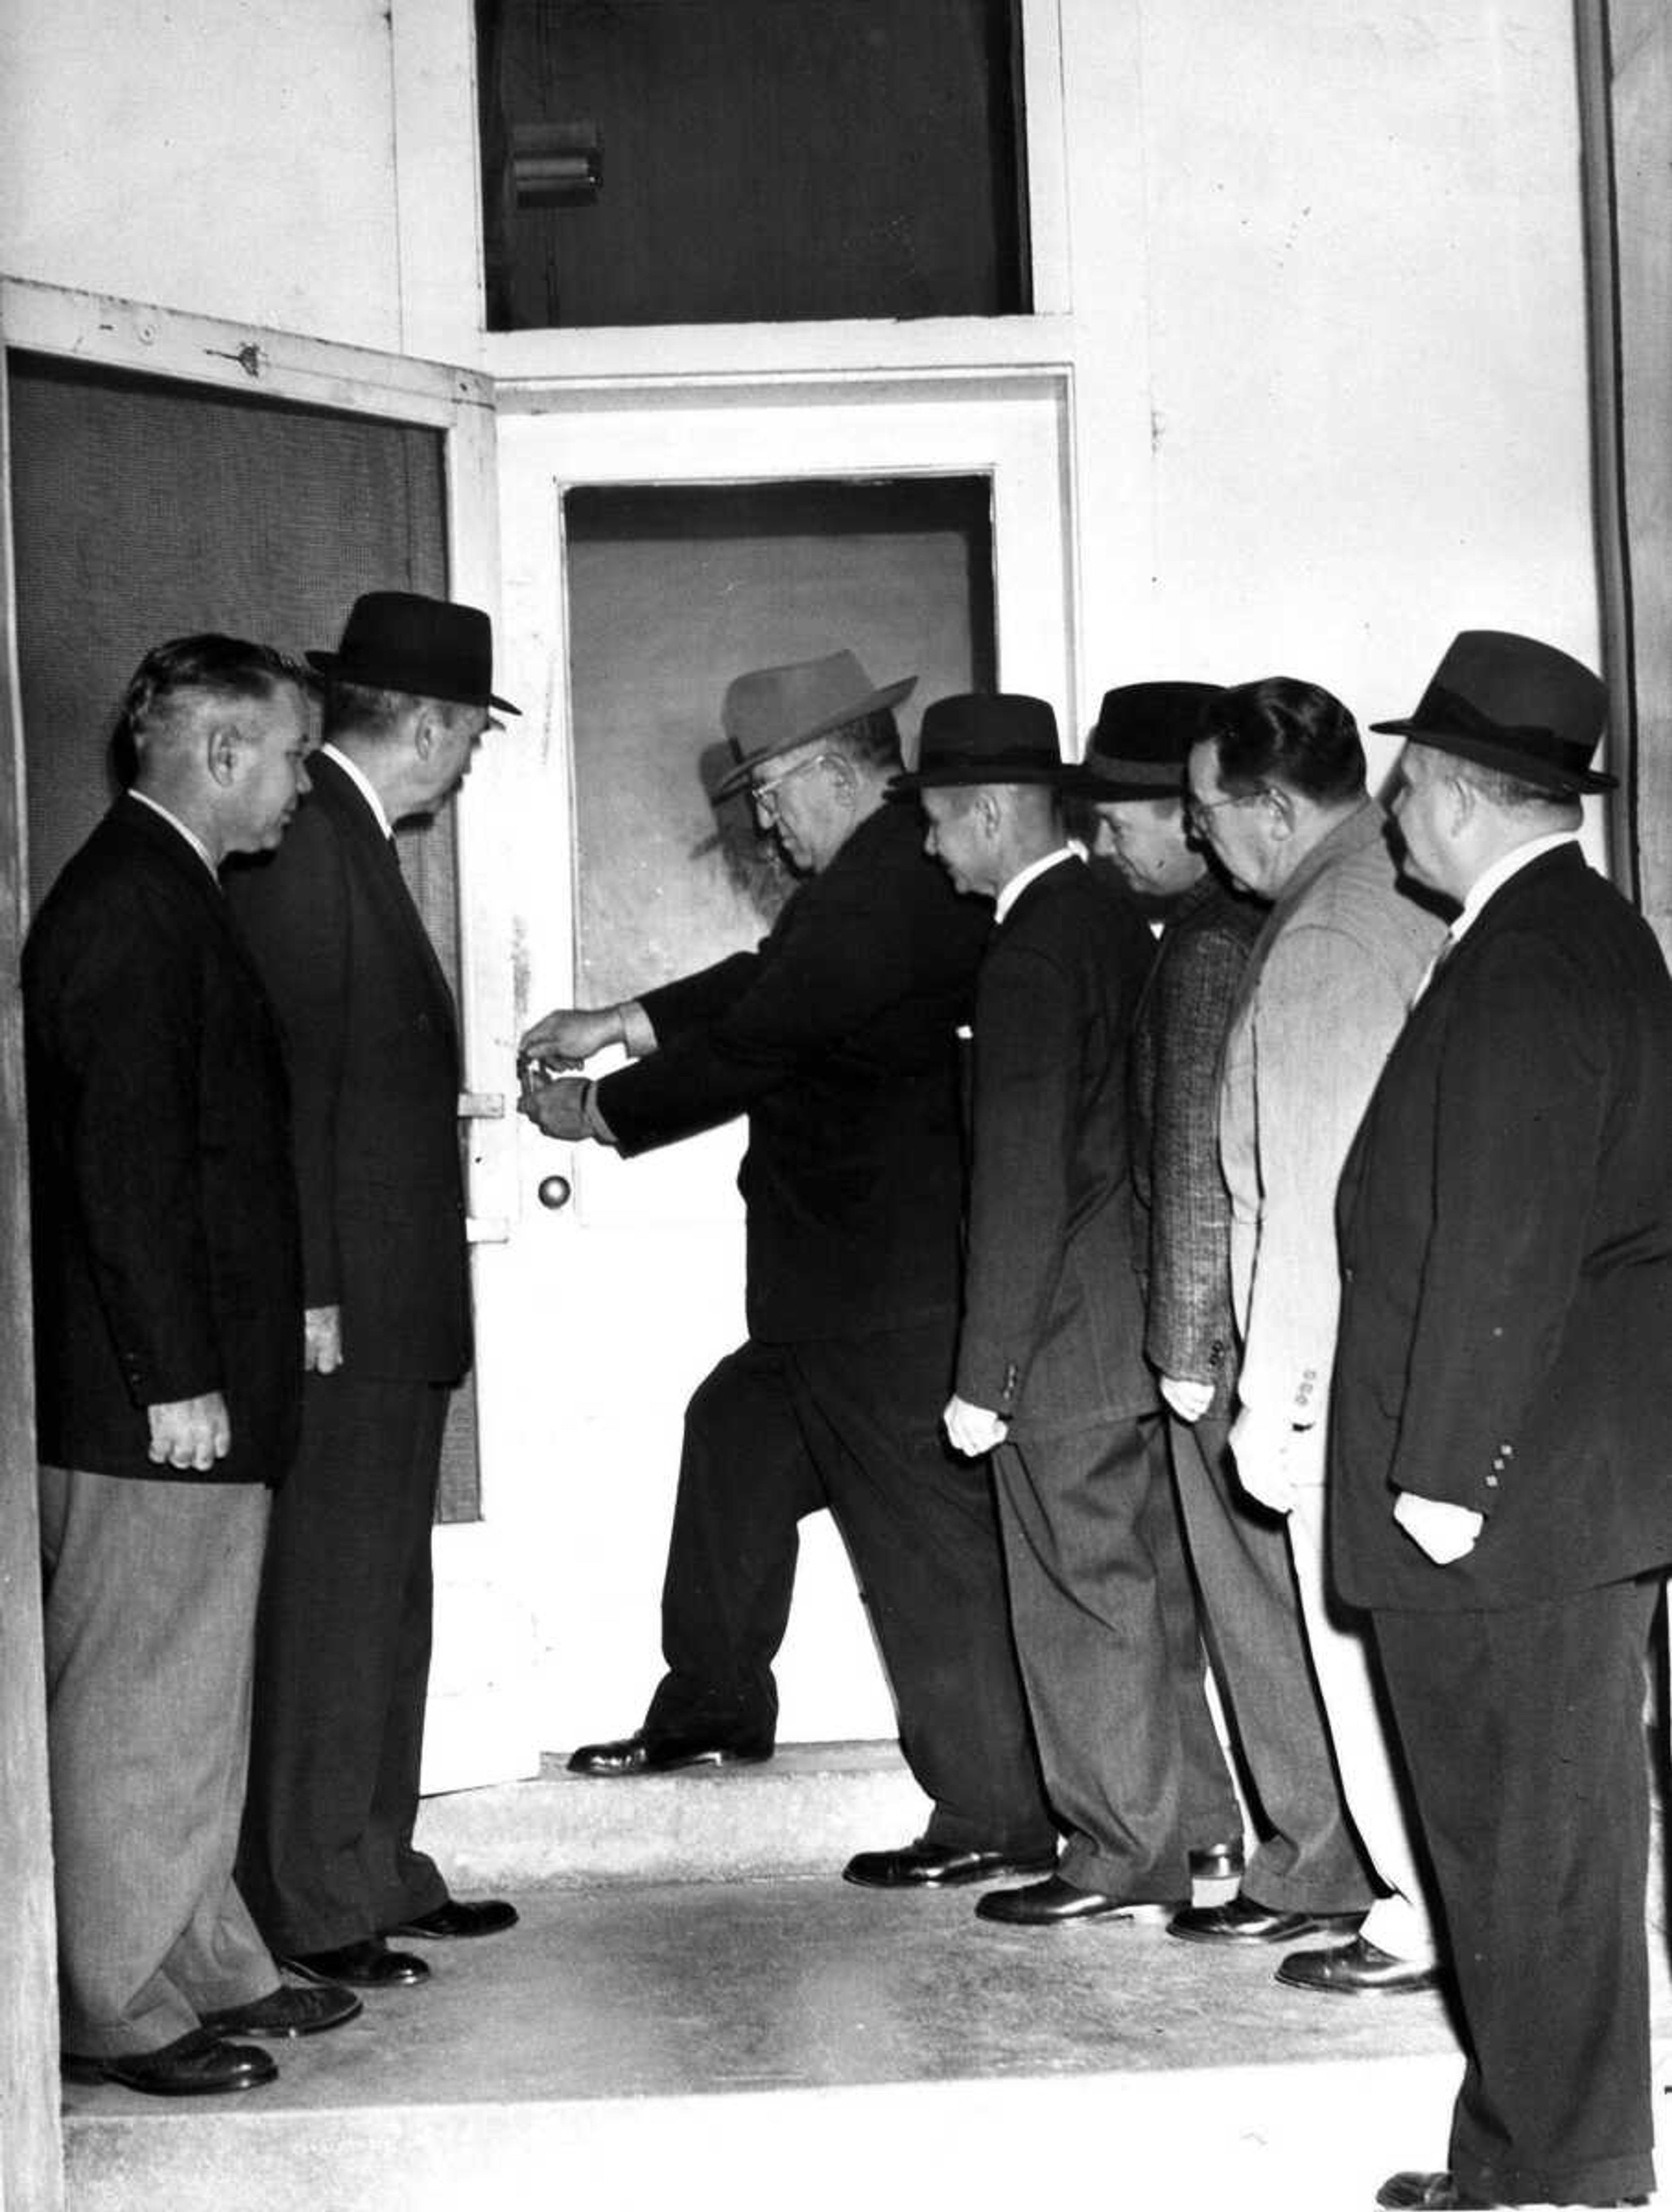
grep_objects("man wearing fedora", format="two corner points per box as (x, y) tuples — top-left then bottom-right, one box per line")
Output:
(520, 651), (1055, 1890)
(1332, 633), (1672, 2212)
(904, 692), (1216, 1927)
(1078, 681), (1376, 1940)
(231, 591), (518, 1988)
(1173, 677), (1447, 1993)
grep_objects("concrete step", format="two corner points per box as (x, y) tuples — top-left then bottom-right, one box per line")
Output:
(64, 1877), (1488, 2212)
(61, 1750), (1672, 2212)
(411, 1739), (937, 1888)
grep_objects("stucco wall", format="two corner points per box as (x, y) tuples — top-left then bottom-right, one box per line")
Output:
(0, 0), (404, 352)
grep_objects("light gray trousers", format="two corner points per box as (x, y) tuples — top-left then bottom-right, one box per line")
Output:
(39, 1464), (277, 2056)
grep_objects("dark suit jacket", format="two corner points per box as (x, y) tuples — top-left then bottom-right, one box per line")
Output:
(24, 795), (303, 1484)
(598, 803), (988, 1345)
(957, 854), (1156, 1433)
(1129, 874), (1263, 1413)
(225, 752), (470, 1384)
(1332, 844), (1672, 1611)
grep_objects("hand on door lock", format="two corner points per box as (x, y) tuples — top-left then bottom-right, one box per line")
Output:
(518, 1069), (592, 1143)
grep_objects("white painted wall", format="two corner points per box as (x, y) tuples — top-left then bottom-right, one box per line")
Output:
(1084, 0), (1600, 784)
(0, 0), (1598, 726)
(0, 0), (404, 353)
(0, 0), (1603, 1749)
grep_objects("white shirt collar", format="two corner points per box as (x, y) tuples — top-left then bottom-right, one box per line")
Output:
(323, 742), (394, 840)
(1450, 830), (1581, 945)
(994, 845), (1078, 926)
(128, 789), (218, 881)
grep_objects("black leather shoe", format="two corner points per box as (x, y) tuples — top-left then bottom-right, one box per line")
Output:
(280, 1937), (430, 1988)
(386, 1898), (519, 1941)
(1378, 2187), (1645, 2212)
(974, 1875), (1176, 1926)
(843, 1838), (1060, 1889)
(1278, 1933), (1446, 1995)
(1188, 1840), (1245, 1884)
(62, 2027), (277, 2096)
(566, 1729), (773, 1776)
(1168, 1895), (1366, 1944)
(202, 1981), (362, 2037)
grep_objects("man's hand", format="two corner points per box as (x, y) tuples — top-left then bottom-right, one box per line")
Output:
(303, 1305), (343, 1374)
(1229, 1401), (1298, 1514)
(520, 1075), (593, 1143)
(1393, 1490), (1484, 1565)
(147, 1393), (231, 1472)
(943, 1394), (1009, 1457)
(1160, 1375), (1214, 1424)
(518, 1005), (622, 1070)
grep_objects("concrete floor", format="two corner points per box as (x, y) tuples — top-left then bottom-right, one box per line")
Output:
(61, 1868), (1672, 2212)
(60, 1741), (1672, 2211)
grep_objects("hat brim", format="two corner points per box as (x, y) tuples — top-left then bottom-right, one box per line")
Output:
(890, 760), (1095, 795)
(1072, 756), (1188, 801)
(306, 648), (521, 717)
(711, 674), (917, 799)
(1370, 717), (1616, 795)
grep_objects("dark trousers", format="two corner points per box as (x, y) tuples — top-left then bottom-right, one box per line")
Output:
(1374, 1577), (1659, 2208)
(1169, 1413), (1374, 1912)
(237, 1371), (451, 1954)
(644, 1329), (1054, 1855)
(992, 1409), (1238, 1900)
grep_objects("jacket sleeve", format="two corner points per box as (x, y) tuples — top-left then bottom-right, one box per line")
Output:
(955, 939), (1078, 1415)
(1144, 922), (1243, 1386)
(635, 950), (761, 1049)
(1238, 919), (1410, 1423)
(46, 898), (224, 1406)
(1387, 931), (1607, 1513)
(226, 811), (350, 1308)
(599, 873), (928, 1157)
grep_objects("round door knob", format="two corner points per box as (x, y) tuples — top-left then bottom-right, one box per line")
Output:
(537, 1174), (573, 1211)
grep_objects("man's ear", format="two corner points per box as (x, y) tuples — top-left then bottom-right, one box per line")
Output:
(976, 788), (1004, 837)
(411, 705), (441, 761)
(1263, 783), (1298, 843)
(1445, 770), (1477, 831)
(205, 722), (242, 788)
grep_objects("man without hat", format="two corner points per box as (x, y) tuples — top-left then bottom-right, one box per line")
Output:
(520, 651), (1055, 1888)
(1078, 682), (1376, 1942)
(1173, 675), (1447, 1992)
(1334, 632), (1672, 2210)
(27, 634), (360, 2093)
(232, 591), (518, 1988)
(905, 691), (1230, 1925)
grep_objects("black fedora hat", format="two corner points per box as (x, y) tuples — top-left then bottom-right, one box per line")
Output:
(307, 591), (520, 716)
(711, 650), (916, 799)
(1079, 681), (1224, 799)
(891, 691), (1079, 792)
(1371, 630), (1611, 795)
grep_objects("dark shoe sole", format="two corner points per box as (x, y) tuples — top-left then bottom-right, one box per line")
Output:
(202, 1989), (364, 2038)
(62, 2052), (277, 2096)
(1275, 1961), (1448, 1996)
(566, 1746), (774, 1777)
(843, 1849), (1059, 1890)
(975, 1897), (1177, 1927)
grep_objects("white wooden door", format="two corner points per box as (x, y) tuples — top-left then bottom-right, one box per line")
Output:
(479, 371), (1076, 1752)
(0, 277), (538, 1795)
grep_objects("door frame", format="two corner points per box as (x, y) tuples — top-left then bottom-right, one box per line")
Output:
(482, 366), (1079, 1747)
(0, 279), (536, 1856)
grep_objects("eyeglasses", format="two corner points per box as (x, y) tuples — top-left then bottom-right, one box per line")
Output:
(1184, 787), (1270, 839)
(749, 752), (833, 819)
